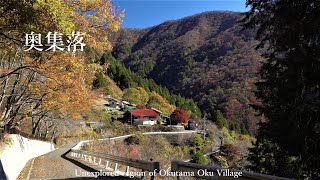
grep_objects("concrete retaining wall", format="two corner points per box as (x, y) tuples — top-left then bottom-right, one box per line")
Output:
(0, 134), (55, 180)
(72, 130), (197, 151)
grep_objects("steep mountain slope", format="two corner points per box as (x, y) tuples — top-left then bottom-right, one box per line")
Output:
(110, 11), (263, 134)
(101, 54), (202, 116)
(93, 54), (200, 116)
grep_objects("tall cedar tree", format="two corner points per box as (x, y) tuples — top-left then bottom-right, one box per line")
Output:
(242, 0), (320, 178)
(170, 109), (188, 124)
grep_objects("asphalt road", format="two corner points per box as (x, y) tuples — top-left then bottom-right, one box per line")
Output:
(18, 144), (129, 180)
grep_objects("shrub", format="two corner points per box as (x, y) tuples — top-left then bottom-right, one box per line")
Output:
(125, 136), (140, 145)
(221, 127), (235, 141)
(125, 132), (146, 145)
(192, 151), (208, 164)
(98, 109), (112, 121)
(219, 143), (243, 168)
(215, 155), (229, 168)
(136, 104), (146, 109)
(220, 144), (241, 159)
(138, 135), (185, 169)
(194, 134), (205, 151)
(238, 134), (256, 143)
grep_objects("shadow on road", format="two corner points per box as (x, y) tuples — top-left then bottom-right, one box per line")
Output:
(54, 177), (132, 179)
(0, 160), (8, 180)
(61, 149), (99, 173)
(60, 149), (133, 180)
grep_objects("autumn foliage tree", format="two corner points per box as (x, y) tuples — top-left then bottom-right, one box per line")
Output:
(0, 0), (122, 138)
(148, 92), (176, 115)
(122, 87), (149, 104)
(170, 109), (188, 125)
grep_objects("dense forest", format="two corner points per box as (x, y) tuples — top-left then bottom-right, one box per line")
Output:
(110, 11), (263, 134)
(243, 0), (320, 178)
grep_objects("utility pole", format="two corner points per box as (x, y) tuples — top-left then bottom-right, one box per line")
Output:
(202, 115), (207, 141)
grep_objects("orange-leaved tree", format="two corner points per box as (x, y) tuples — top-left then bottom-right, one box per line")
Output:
(170, 109), (188, 125)
(0, 0), (123, 137)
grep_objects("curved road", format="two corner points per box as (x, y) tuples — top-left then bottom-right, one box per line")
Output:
(18, 144), (127, 180)
(17, 131), (200, 179)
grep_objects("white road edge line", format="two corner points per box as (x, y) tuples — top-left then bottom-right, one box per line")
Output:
(26, 158), (35, 180)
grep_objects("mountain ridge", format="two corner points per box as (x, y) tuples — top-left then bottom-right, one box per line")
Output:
(110, 11), (263, 134)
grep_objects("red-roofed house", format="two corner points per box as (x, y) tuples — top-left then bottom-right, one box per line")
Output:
(124, 109), (161, 125)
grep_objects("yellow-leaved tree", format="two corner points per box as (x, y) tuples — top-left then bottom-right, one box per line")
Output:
(122, 87), (149, 104)
(0, 0), (123, 138)
(147, 92), (176, 116)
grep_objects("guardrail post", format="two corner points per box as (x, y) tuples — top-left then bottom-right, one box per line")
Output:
(141, 170), (145, 179)
(88, 156), (92, 163)
(69, 149), (161, 179)
(105, 161), (109, 169)
(171, 161), (180, 180)
(150, 158), (154, 180)
(114, 163), (118, 172)
(125, 166), (130, 176)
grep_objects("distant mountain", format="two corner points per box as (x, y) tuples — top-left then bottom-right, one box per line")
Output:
(110, 11), (264, 134)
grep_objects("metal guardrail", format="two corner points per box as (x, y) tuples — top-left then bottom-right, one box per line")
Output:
(171, 160), (293, 180)
(68, 134), (292, 180)
(69, 149), (160, 179)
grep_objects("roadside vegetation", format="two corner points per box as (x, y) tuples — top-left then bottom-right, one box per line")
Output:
(81, 113), (255, 171)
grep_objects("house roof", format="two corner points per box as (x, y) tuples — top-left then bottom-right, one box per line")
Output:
(128, 109), (159, 117)
(108, 97), (121, 102)
(122, 101), (130, 105)
(151, 107), (163, 114)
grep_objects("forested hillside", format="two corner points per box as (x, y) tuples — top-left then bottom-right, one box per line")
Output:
(110, 11), (263, 134)
(95, 53), (202, 116)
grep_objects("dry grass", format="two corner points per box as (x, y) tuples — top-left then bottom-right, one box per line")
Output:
(82, 134), (191, 170)
(0, 133), (13, 154)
